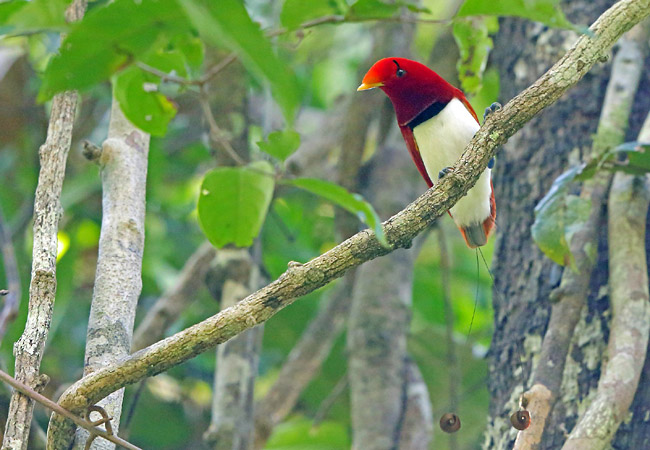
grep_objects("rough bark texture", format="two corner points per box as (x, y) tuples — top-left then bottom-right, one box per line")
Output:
(46, 3), (650, 446)
(73, 101), (150, 450)
(348, 125), (423, 450)
(203, 249), (262, 450)
(512, 22), (647, 450)
(563, 170), (650, 450)
(132, 242), (216, 351)
(2, 3), (87, 449)
(486, 1), (650, 448)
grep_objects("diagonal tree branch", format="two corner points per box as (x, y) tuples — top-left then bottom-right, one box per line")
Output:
(131, 242), (216, 352)
(46, 1), (650, 447)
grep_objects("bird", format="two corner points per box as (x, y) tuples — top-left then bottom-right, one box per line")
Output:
(358, 57), (496, 248)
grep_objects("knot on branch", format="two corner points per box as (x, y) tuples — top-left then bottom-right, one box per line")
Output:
(82, 140), (103, 163)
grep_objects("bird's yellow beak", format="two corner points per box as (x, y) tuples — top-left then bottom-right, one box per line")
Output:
(357, 81), (383, 91)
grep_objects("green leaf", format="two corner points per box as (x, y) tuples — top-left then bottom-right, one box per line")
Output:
(257, 130), (301, 162)
(347, 0), (399, 20)
(38, 0), (189, 102)
(198, 161), (275, 248)
(266, 417), (349, 449)
(608, 142), (650, 175)
(173, 35), (204, 75)
(280, 0), (345, 31)
(453, 17), (497, 95)
(287, 177), (388, 247)
(114, 66), (178, 137)
(531, 165), (590, 268)
(179, 0), (300, 123)
(457, 0), (574, 29)
(2, 0), (70, 35)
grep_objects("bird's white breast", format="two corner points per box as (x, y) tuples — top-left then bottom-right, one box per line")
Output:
(412, 98), (491, 228)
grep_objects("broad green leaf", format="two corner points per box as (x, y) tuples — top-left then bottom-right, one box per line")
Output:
(144, 49), (189, 79)
(38, 0), (189, 101)
(257, 130), (301, 162)
(198, 161), (275, 248)
(453, 17), (497, 95)
(531, 165), (590, 268)
(266, 417), (349, 449)
(114, 66), (177, 137)
(179, 0), (300, 123)
(280, 0), (345, 31)
(457, 0), (573, 29)
(287, 177), (388, 247)
(347, 0), (399, 20)
(607, 142), (650, 175)
(2, 0), (69, 34)
(172, 35), (204, 76)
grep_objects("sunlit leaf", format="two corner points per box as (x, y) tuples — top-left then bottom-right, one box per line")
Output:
(280, 0), (345, 30)
(457, 0), (574, 29)
(453, 17), (498, 95)
(179, 0), (300, 123)
(347, 0), (399, 20)
(198, 161), (275, 248)
(3, 0), (69, 34)
(266, 417), (349, 449)
(114, 66), (178, 137)
(38, 0), (189, 101)
(257, 130), (301, 162)
(287, 177), (388, 247)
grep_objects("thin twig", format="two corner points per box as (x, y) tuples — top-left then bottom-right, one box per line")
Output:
(437, 226), (459, 450)
(312, 374), (348, 429)
(138, 13), (447, 87)
(0, 369), (141, 450)
(198, 85), (248, 166)
(0, 202), (21, 344)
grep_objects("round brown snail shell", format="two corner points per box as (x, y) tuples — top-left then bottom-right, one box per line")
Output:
(510, 410), (531, 430)
(439, 412), (461, 433)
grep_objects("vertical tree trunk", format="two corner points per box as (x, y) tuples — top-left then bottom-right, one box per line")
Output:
(486, 1), (650, 448)
(74, 101), (150, 450)
(204, 249), (262, 450)
(347, 118), (428, 450)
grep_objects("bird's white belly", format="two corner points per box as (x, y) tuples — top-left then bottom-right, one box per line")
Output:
(412, 98), (491, 227)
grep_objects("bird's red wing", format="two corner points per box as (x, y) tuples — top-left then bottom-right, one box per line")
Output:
(399, 125), (434, 188)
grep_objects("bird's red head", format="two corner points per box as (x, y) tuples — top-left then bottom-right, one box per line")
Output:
(358, 57), (461, 126)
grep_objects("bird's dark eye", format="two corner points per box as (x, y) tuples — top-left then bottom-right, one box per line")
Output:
(392, 59), (406, 78)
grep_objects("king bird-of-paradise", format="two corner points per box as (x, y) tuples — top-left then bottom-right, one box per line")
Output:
(358, 57), (496, 248)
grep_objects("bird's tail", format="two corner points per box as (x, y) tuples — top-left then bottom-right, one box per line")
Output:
(458, 181), (496, 248)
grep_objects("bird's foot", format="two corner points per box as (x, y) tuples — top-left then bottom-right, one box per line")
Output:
(483, 102), (502, 121)
(438, 167), (453, 179)
(488, 157), (495, 169)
